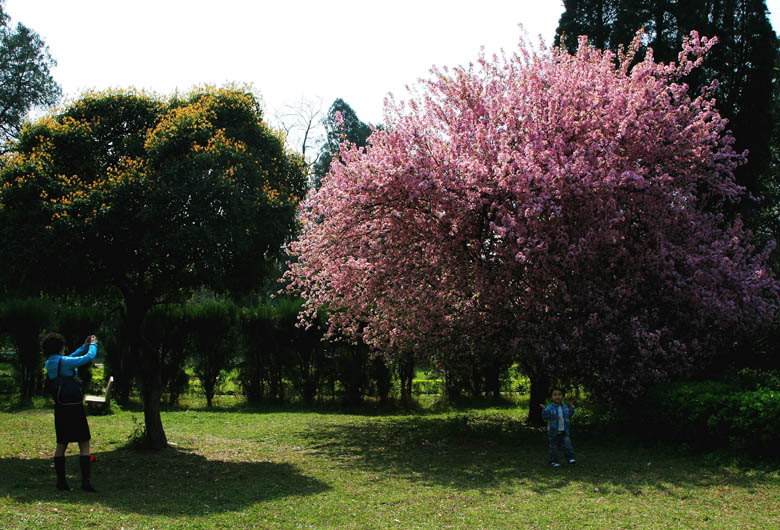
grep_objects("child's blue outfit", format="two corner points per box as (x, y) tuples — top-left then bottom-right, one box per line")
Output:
(541, 402), (575, 464)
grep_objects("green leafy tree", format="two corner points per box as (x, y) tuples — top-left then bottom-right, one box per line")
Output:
(312, 98), (372, 187)
(555, 0), (779, 217)
(0, 297), (55, 402)
(0, 87), (307, 448)
(189, 300), (236, 408)
(142, 304), (191, 406)
(0, 0), (60, 147)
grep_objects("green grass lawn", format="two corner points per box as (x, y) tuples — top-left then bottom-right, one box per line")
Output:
(0, 395), (778, 529)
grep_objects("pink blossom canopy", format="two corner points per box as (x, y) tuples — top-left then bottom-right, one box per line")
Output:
(286, 32), (778, 402)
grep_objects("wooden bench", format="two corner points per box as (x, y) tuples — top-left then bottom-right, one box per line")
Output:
(85, 376), (113, 415)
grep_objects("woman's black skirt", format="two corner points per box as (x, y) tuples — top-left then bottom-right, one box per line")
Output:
(54, 403), (91, 443)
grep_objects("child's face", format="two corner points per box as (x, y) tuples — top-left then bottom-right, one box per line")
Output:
(551, 390), (563, 405)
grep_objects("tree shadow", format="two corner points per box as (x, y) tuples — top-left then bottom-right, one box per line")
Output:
(112, 392), (527, 418)
(0, 445), (329, 515)
(298, 413), (779, 495)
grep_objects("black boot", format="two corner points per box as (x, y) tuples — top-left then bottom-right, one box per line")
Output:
(79, 455), (96, 492)
(54, 456), (70, 491)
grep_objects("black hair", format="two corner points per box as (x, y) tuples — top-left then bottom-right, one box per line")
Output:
(41, 333), (66, 357)
(550, 387), (565, 396)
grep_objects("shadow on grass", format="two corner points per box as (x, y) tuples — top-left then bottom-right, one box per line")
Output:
(131, 394), (529, 418)
(298, 413), (779, 495)
(0, 446), (330, 515)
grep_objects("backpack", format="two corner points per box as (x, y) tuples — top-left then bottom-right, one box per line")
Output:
(53, 356), (84, 405)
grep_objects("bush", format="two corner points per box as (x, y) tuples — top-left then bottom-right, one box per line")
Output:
(639, 379), (780, 456)
(0, 297), (56, 401)
(189, 300), (237, 407)
(101, 319), (134, 404)
(733, 368), (780, 391)
(142, 305), (191, 405)
(412, 378), (444, 395)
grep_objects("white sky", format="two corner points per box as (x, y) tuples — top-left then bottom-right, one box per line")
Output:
(6, 0), (780, 145)
(5, 0), (564, 128)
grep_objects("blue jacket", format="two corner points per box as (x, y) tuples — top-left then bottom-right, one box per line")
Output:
(45, 343), (98, 379)
(541, 403), (575, 437)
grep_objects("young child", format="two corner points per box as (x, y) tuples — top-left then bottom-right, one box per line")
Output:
(540, 387), (576, 467)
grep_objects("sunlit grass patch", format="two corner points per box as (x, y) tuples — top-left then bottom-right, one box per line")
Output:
(0, 398), (778, 529)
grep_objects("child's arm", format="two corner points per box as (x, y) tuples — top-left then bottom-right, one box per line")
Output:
(567, 403), (575, 418)
(540, 404), (555, 421)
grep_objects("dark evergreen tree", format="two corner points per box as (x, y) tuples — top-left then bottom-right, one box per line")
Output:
(555, 0), (648, 53)
(312, 98), (372, 188)
(0, 0), (60, 146)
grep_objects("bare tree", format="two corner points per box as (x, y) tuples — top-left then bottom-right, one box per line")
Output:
(272, 96), (324, 165)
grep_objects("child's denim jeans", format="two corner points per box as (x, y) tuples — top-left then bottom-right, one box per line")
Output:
(548, 431), (574, 464)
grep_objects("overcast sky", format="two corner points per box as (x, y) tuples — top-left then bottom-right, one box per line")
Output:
(6, 0), (780, 134)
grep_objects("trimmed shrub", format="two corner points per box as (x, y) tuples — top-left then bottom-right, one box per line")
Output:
(639, 379), (780, 456)
(412, 378), (445, 395)
(189, 300), (237, 407)
(142, 305), (191, 405)
(0, 297), (55, 401)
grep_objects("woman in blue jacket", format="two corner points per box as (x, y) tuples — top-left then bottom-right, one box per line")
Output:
(44, 332), (98, 492)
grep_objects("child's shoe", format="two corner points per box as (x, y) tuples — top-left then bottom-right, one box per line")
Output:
(550, 462), (561, 467)
(568, 459), (576, 464)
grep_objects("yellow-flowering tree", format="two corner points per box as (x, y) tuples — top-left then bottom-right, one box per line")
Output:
(0, 87), (307, 448)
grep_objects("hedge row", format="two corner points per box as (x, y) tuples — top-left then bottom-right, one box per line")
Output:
(638, 377), (780, 456)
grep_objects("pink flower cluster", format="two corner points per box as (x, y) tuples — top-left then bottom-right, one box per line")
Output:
(286, 32), (778, 402)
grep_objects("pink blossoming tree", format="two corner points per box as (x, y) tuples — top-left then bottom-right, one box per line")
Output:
(286, 32), (778, 419)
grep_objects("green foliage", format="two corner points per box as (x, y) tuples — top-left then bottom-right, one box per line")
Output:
(734, 367), (780, 390)
(0, 0), (61, 145)
(412, 377), (445, 395)
(188, 300), (237, 407)
(239, 298), (293, 402)
(0, 361), (14, 394)
(238, 297), (328, 404)
(100, 316), (134, 404)
(639, 378), (780, 455)
(0, 297), (55, 401)
(0, 86), (307, 447)
(332, 341), (369, 407)
(142, 304), (191, 405)
(0, 86), (307, 301)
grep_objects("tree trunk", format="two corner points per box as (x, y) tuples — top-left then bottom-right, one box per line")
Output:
(125, 294), (167, 449)
(398, 353), (414, 404)
(528, 370), (550, 427)
(140, 369), (168, 449)
(485, 359), (502, 401)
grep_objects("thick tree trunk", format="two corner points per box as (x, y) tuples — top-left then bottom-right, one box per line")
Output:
(125, 294), (167, 449)
(140, 369), (168, 449)
(398, 353), (414, 404)
(528, 370), (550, 427)
(485, 360), (502, 401)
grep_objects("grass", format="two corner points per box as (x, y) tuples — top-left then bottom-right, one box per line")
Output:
(0, 393), (778, 529)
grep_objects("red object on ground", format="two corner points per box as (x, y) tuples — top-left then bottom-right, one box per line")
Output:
(90, 454), (96, 462)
